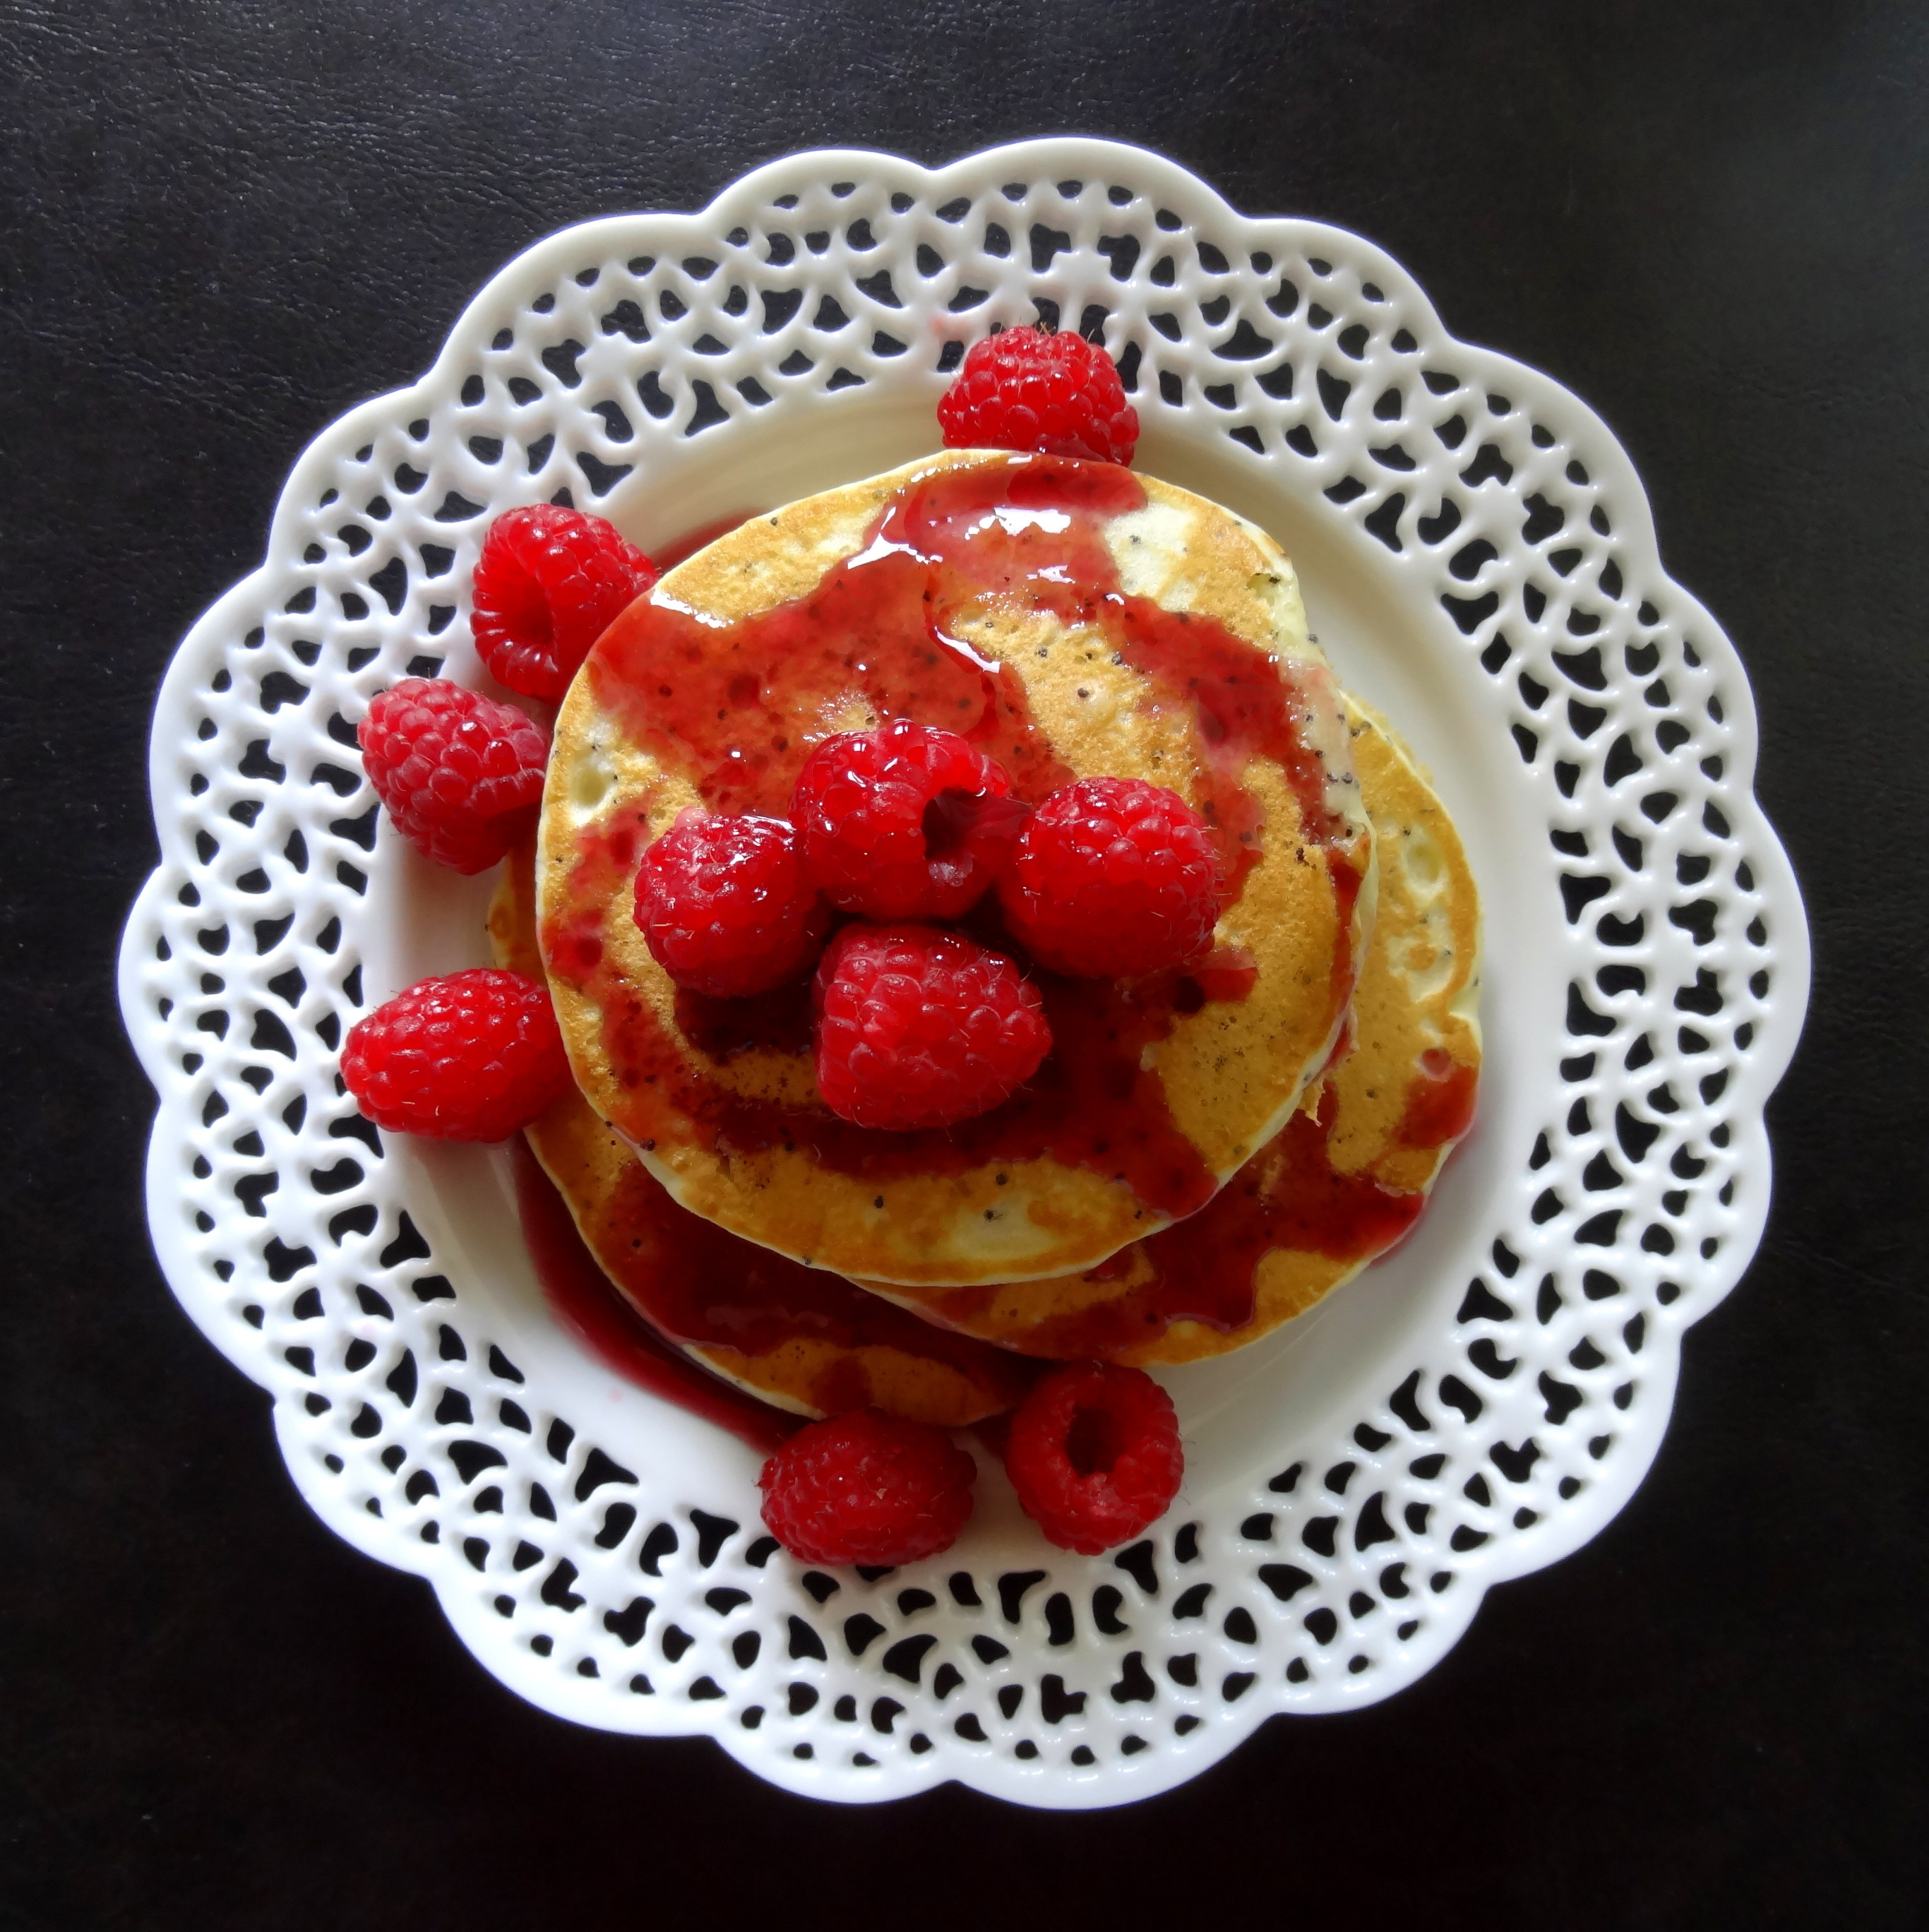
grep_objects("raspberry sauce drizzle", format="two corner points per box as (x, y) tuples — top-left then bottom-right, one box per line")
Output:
(512, 1136), (801, 1452)
(554, 455), (1358, 1222)
(514, 1136), (1037, 1441)
(556, 833), (1236, 1212)
(987, 1057), (1479, 1359)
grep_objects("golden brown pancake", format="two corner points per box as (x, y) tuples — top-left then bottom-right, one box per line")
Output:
(492, 839), (1037, 1425)
(860, 696), (1481, 1364)
(537, 450), (1375, 1288)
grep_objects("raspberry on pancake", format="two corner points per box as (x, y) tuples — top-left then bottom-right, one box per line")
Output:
(813, 924), (1051, 1131)
(633, 809), (830, 998)
(1002, 775), (1223, 977)
(491, 839), (1041, 1429)
(792, 720), (1023, 922)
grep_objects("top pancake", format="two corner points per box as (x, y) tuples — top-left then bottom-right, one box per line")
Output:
(537, 449), (1373, 1288)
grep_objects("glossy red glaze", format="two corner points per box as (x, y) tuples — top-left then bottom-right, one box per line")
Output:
(514, 1134), (1037, 1442)
(977, 1056), (1478, 1361)
(512, 1135), (800, 1452)
(1171, 945), (1260, 1013)
(671, 979), (814, 1062)
(1397, 1054), (1479, 1150)
(1327, 843), (1365, 1008)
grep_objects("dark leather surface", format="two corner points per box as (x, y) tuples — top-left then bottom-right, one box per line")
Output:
(3, 1), (1922, 1923)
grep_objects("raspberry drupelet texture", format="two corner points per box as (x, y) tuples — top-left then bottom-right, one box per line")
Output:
(759, 1410), (979, 1566)
(359, 678), (550, 875)
(813, 924), (1051, 1131)
(341, 969), (571, 1141)
(471, 503), (657, 701)
(634, 810), (830, 998)
(1004, 1362), (1183, 1554)
(937, 325), (1140, 465)
(791, 720), (1025, 922)
(1002, 776), (1224, 978)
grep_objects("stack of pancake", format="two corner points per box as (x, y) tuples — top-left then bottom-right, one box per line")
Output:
(489, 450), (1480, 1425)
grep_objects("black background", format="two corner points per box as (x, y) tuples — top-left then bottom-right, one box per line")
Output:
(4, 1), (1923, 1924)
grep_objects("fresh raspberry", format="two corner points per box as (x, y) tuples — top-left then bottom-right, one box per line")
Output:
(813, 924), (1050, 1131)
(791, 720), (1025, 922)
(470, 503), (657, 700)
(341, 969), (571, 1140)
(1004, 1363), (1183, 1554)
(1001, 777), (1224, 977)
(938, 325), (1140, 465)
(358, 678), (549, 875)
(759, 1409), (977, 1566)
(633, 809), (830, 998)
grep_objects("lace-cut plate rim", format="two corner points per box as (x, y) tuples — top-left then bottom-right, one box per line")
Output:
(117, 139), (1809, 1809)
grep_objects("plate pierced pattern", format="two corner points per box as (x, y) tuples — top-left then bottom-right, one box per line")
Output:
(118, 140), (1807, 1808)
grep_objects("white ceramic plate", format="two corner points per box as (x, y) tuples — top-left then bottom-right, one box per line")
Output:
(118, 139), (1808, 1808)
